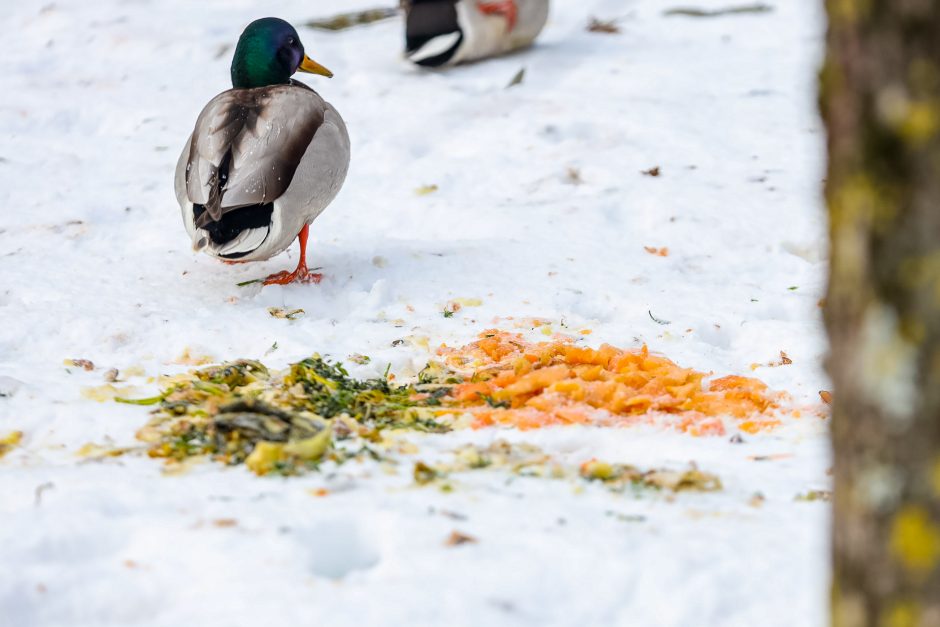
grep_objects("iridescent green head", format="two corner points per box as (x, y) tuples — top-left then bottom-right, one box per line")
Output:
(230, 17), (333, 89)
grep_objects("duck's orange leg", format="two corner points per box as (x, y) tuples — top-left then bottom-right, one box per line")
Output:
(263, 224), (323, 286)
(477, 0), (518, 31)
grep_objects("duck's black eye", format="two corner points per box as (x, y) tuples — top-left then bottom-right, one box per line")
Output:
(287, 37), (296, 46)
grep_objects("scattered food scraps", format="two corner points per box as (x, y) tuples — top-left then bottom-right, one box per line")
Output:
(641, 166), (661, 177)
(173, 348), (214, 366)
(453, 297), (483, 308)
(134, 357), (446, 476)
(644, 246), (669, 256)
(305, 7), (399, 31)
(580, 459), (722, 492)
(438, 330), (787, 435)
(506, 67), (525, 88)
(445, 531), (478, 546)
(795, 490), (832, 502)
(348, 354), (371, 365)
(415, 184), (439, 196)
(819, 390), (832, 404)
(82, 384), (125, 402)
(212, 518), (238, 528)
(415, 441), (722, 495)
(65, 359), (95, 371)
(751, 351), (792, 370)
(268, 307), (305, 320)
(0, 430), (23, 459)
(414, 461), (440, 485)
(76, 442), (132, 459)
(114, 329), (793, 476)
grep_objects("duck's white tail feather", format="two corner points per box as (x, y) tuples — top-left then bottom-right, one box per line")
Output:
(408, 31), (462, 63)
(210, 226), (269, 257)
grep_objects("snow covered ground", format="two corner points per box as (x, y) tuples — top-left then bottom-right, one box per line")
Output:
(0, 0), (830, 625)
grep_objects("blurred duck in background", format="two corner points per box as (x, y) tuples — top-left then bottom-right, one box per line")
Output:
(403, 0), (549, 67)
(175, 18), (350, 285)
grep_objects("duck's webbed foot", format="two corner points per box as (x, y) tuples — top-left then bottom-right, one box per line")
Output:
(263, 267), (323, 286)
(262, 224), (323, 286)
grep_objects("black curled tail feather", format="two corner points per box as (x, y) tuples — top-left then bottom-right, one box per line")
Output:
(195, 150), (233, 229)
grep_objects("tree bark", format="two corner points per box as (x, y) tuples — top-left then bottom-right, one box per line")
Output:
(823, 1), (940, 625)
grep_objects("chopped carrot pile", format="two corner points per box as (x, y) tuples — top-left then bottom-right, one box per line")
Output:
(438, 331), (786, 436)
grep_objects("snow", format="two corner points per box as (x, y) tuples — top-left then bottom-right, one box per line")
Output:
(0, 0), (830, 626)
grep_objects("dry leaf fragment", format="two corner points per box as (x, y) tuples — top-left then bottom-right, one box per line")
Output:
(642, 166), (661, 177)
(648, 310), (671, 325)
(751, 351), (792, 369)
(587, 17), (621, 33)
(415, 184), (439, 196)
(644, 246), (669, 256)
(506, 67), (526, 88)
(65, 359), (95, 371)
(748, 453), (793, 462)
(819, 390), (833, 404)
(212, 518), (238, 528)
(306, 7), (399, 31)
(664, 4), (773, 18)
(445, 530), (478, 546)
(414, 461), (439, 485)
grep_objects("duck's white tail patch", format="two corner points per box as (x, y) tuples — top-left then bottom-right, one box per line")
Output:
(210, 226), (269, 257)
(408, 31), (461, 63)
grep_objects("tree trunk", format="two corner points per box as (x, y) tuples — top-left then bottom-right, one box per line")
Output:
(823, 2), (940, 625)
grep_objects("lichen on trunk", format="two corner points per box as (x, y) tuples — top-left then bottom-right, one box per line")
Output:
(822, 1), (940, 623)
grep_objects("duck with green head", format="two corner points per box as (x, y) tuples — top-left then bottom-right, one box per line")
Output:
(175, 17), (350, 285)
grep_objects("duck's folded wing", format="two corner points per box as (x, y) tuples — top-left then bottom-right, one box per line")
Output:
(184, 86), (326, 227)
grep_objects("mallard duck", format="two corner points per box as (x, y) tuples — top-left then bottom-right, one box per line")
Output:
(175, 17), (350, 285)
(403, 0), (549, 67)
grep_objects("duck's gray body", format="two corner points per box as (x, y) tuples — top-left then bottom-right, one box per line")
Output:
(405, 0), (549, 67)
(175, 81), (349, 262)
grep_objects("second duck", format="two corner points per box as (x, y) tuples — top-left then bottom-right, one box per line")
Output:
(403, 0), (549, 67)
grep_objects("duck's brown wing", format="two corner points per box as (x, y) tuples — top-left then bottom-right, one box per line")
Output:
(184, 85), (326, 228)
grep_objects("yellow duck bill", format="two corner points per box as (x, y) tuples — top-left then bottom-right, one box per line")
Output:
(299, 55), (333, 78)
